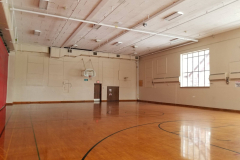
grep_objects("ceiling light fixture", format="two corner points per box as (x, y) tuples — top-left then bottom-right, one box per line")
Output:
(114, 42), (123, 46)
(72, 44), (78, 47)
(95, 39), (101, 42)
(164, 11), (183, 21)
(39, 0), (49, 10)
(170, 38), (183, 44)
(132, 45), (138, 48)
(10, 8), (198, 42)
(34, 30), (41, 36)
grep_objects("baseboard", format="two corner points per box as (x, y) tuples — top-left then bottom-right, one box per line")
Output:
(120, 100), (137, 102)
(138, 100), (240, 113)
(13, 100), (94, 104)
(11, 100), (137, 104)
(102, 100), (137, 102)
(6, 103), (13, 105)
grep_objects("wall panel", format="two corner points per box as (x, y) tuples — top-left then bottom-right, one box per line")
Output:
(0, 38), (8, 108)
(139, 28), (240, 110)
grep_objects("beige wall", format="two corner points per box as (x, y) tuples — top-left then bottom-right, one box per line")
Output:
(9, 45), (137, 102)
(139, 28), (240, 110)
(6, 52), (15, 104)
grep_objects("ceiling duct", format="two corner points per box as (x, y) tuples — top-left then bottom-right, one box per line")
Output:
(93, 24), (102, 29)
(39, 0), (49, 10)
(164, 12), (183, 21)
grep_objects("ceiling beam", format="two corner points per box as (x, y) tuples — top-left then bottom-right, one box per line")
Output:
(10, 8), (198, 43)
(93, 0), (186, 51)
(60, 0), (109, 48)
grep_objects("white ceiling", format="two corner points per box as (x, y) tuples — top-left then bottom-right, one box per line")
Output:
(1, 0), (240, 55)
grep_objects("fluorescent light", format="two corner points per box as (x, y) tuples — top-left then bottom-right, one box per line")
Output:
(39, 0), (49, 10)
(34, 30), (41, 36)
(164, 12), (183, 21)
(170, 38), (183, 43)
(10, 8), (198, 42)
(114, 42), (123, 46)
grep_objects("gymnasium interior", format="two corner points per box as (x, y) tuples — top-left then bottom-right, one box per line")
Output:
(1, 0), (240, 159)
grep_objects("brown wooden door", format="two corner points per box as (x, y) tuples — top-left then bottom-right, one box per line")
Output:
(107, 86), (119, 101)
(94, 84), (101, 101)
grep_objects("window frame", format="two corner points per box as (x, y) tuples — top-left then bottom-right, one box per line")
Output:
(180, 49), (210, 88)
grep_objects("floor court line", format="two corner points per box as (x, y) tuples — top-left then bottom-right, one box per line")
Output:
(158, 120), (240, 155)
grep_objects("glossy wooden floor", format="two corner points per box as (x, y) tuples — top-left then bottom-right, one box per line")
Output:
(0, 102), (240, 160)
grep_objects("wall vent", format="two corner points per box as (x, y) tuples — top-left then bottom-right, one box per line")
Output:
(117, 55), (120, 57)
(93, 52), (97, 55)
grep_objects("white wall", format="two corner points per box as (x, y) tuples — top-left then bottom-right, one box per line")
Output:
(139, 28), (240, 111)
(9, 45), (137, 102)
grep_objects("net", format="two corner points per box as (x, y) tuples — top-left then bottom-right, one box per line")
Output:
(83, 69), (96, 79)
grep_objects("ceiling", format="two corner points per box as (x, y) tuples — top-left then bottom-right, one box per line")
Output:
(1, 0), (240, 56)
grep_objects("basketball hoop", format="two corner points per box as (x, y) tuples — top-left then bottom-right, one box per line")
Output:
(82, 59), (96, 80)
(83, 69), (96, 79)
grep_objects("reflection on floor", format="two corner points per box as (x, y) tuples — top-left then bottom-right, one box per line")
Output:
(181, 125), (211, 160)
(0, 102), (240, 160)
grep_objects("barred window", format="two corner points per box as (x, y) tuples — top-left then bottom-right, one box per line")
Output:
(180, 50), (210, 87)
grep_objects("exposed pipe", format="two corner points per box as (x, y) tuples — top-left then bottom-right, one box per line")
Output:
(10, 8), (198, 42)
(112, 0), (239, 55)
(72, 0), (125, 48)
(94, 0), (186, 50)
(51, 0), (82, 46)
(60, 0), (109, 48)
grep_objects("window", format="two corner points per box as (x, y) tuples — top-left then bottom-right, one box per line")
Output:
(180, 49), (210, 87)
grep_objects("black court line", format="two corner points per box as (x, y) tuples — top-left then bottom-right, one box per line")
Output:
(30, 114), (41, 160)
(7, 127), (32, 129)
(0, 107), (14, 138)
(0, 105), (6, 111)
(158, 121), (240, 155)
(81, 119), (164, 160)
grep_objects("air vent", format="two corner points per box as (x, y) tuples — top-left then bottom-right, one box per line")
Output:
(93, 24), (102, 29)
(116, 55), (120, 57)
(93, 52), (97, 55)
